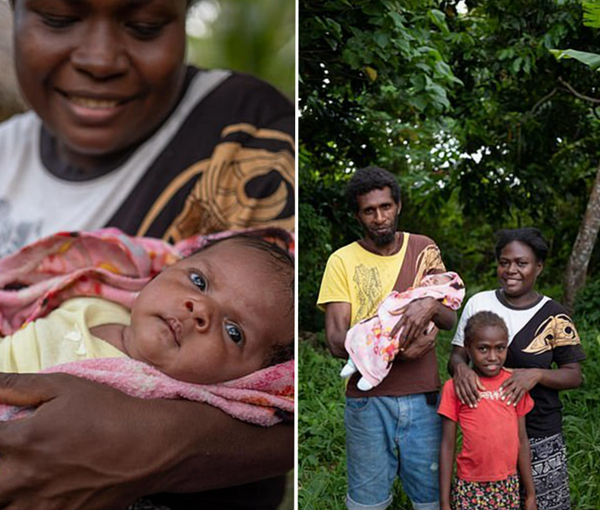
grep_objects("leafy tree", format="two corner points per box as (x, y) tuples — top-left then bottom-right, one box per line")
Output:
(300, 0), (463, 330)
(550, 0), (600, 310)
(299, 0), (600, 330)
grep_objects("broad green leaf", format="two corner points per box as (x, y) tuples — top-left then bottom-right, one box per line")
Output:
(550, 48), (600, 71)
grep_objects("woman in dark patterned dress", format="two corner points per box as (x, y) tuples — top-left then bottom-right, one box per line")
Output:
(448, 228), (585, 510)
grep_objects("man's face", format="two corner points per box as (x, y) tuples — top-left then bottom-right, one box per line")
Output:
(126, 240), (294, 384)
(13, 0), (188, 163)
(355, 187), (400, 246)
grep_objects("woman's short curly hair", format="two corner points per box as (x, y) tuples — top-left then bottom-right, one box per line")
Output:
(345, 166), (401, 213)
(494, 228), (549, 262)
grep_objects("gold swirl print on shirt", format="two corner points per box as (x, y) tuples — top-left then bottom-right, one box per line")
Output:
(137, 125), (294, 242)
(167, 142), (294, 242)
(522, 314), (581, 354)
(352, 264), (383, 324)
(412, 244), (446, 287)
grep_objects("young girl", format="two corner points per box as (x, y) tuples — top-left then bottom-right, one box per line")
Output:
(438, 311), (537, 510)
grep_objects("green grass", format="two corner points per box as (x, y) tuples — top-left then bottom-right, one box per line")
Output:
(298, 326), (600, 509)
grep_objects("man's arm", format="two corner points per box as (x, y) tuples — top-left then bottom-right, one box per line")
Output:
(324, 302), (351, 359)
(392, 298), (457, 355)
(0, 372), (292, 510)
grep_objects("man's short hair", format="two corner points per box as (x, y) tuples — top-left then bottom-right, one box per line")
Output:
(345, 166), (401, 213)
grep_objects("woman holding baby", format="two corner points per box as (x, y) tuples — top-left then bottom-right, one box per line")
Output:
(0, 0), (295, 509)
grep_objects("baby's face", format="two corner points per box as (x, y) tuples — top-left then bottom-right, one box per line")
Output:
(423, 274), (452, 287)
(124, 240), (293, 384)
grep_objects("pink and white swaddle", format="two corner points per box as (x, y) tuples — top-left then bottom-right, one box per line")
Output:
(341, 271), (465, 390)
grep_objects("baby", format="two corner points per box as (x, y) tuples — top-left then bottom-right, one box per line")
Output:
(0, 235), (294, 384)
(341, 271), (464, 391)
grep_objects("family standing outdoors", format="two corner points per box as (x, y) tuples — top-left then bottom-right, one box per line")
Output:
(317, 166), (585, 510)
(0, 0), (294, 509)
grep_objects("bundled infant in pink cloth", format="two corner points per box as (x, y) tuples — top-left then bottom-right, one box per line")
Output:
(341, 271), (464, 391)
(0, 235), (294, 425)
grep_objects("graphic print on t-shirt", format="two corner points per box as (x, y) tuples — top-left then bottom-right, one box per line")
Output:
(522, 314), (581, 354)
(412, 244), (445, 287)
(352, 264), (383, 323)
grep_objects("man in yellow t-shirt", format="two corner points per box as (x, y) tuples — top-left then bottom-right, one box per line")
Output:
(317, 166), (458, 510)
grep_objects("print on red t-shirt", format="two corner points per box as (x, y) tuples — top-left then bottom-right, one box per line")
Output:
(438, 368), (534, 482)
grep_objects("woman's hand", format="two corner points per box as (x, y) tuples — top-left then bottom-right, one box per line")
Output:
(500, 368), (541, 406)
(453, 363), (485, 408)
(0, 372), (292, 510)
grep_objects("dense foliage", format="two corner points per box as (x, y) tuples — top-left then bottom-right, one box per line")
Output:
(299, 0), (600, 330)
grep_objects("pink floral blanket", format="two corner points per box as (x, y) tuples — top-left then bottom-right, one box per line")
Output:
(0, 228), (295, 426)
(345, 271), (465, 389)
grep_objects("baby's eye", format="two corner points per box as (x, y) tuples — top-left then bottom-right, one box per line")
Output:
(225, 323), (244, 345)
(189, 272), (207, 291)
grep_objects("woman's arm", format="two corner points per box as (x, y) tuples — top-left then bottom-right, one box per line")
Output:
(517, 416), (537, 510)
(439, 417), (457, 510)
(447, 345), (485, 408)
(500, 362), (582, 405)
(0, 372), (293, 510)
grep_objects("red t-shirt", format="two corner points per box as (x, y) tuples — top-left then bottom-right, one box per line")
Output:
(438, 368), (534, 482)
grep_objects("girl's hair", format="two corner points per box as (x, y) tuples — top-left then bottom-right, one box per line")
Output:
(194, 234), (295, 367)
(494, 228), (549, 262)
(464, 311), (508, 347)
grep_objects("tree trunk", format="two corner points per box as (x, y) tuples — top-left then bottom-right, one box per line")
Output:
(0, 0), (26, 121)
(563, 162), (600, 312)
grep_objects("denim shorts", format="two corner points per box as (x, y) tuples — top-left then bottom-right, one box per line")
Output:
(344, 393), (441, 510)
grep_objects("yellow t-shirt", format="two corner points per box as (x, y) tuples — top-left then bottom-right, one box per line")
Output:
(0, 297), (128, 373)
(317, 232), (449, 397)
(317, 235), (410, 327)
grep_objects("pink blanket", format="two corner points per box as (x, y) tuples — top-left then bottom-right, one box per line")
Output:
(0, 228), (295, 426)
(0, 227), (294, 335)
(345, 271), (465, 389)
(0, 358), (294, 427)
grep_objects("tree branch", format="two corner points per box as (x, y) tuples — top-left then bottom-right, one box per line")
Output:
(558, 76), (600, 104)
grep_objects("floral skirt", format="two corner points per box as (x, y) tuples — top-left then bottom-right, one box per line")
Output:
(452, 474), (519, 510)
